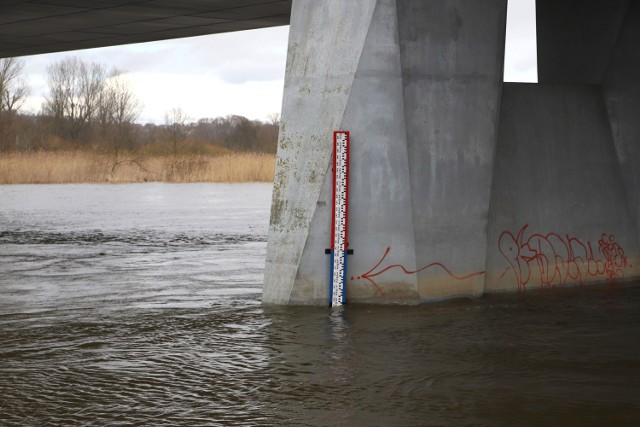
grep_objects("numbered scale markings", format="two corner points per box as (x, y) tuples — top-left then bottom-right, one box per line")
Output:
(329, 131), (350, 307)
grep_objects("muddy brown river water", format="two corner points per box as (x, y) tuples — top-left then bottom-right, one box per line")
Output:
(1, 183), (639, 426)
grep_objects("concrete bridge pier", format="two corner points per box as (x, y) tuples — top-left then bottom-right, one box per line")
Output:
(263, 0), (508, 305)
(485, 0), (640, 292)
(263, 0), (640, 305)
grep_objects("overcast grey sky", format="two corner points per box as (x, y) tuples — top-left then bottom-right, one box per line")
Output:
(20, 0), (536, 124)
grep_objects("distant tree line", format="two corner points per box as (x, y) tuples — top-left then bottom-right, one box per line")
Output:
(0, 57), (279, 154)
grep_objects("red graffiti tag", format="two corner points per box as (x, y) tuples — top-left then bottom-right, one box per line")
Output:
(499, 225), (631, 292)
(352, 247), (485, 296)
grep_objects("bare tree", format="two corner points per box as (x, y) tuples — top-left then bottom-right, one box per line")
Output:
(107, 73), (141, 128)
(0, 58), (29, 113)
(0, 57), (29, 151)
(266, 112), (280, 126)
(189, 115), (279, 153)
(164, 107), (190, 155)
(42, 57), (108, 143)
(98, 70), (142, 151)
(91, 69), (146, 177)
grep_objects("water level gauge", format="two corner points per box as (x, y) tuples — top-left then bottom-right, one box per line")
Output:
(329, 131), (350, 307)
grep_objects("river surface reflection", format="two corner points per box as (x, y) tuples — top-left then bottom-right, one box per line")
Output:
(0, 183), (639, 426)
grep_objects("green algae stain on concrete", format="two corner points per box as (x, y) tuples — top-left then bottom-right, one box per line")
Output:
(269, 199), (287, 229)
(271, 152), (292, 230)
(308, 168), (318, 184)
(292, 207), (308, 230)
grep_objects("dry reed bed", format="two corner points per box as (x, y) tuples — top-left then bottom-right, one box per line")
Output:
(0, 151), (275, 184)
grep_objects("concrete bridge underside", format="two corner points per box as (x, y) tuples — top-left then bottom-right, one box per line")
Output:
(0, 0), (291, 58)
(2, 0), (639, 305)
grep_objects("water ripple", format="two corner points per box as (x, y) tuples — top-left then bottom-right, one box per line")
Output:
(0, 229), (266, 248)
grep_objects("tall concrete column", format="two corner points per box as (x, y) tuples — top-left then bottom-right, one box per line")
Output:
(397, 0), (507, 300)
(262, 0), (379, 305)
(483, 0), (640, 292)
(263, 0), (508, 305)
(485, 84), (640, 292)
(603, 1), (640, 243)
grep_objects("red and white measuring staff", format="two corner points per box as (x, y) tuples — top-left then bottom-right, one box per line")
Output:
(329, 131), (350, 307)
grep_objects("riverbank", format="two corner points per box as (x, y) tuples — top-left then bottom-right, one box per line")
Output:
(0, 151), (275, 184)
